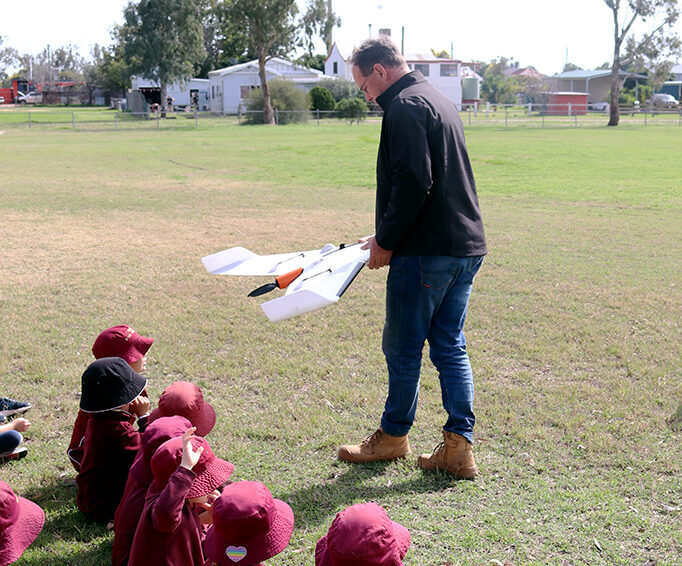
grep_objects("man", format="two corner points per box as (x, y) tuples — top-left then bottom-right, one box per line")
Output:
(338, 37), (487, 479)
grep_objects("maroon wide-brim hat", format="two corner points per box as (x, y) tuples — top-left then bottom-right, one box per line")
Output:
(315, 503), (411, 566)
(0, 481), (45, 566)
(92, 325), (154, 364)
(150, 435), (234, 497)
(148, 381), (216, 437)
(204, 481), (294, 566)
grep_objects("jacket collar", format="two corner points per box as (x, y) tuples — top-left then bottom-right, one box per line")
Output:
(376, 70), (425, 111)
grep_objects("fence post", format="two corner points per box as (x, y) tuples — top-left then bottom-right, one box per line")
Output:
(485, 101), (489, 118)
(115, 113), (118, 129)
(574, 108), (578, 127)
(678, 109), (681, 127)
(316, 109), (320, 126)
(72, 112), (76, 130)
(505, 106), (508, 127)
(468, 107), (471, 126)
(644, 109), (647, 127)
(28, 111), (31, 129)
(238, 107), (242, 124)
(194, 108), (198, 128)
(156, 110), (160, 128)
(527, 102), (531, 116)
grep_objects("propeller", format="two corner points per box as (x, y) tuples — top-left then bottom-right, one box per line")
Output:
(247, 267), (303, 297)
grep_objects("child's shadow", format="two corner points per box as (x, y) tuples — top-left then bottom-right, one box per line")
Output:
(18, 476), (114, 566)
(283, 459), (465, 529)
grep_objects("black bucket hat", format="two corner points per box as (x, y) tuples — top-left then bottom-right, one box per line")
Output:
(80, 357), (147, 413)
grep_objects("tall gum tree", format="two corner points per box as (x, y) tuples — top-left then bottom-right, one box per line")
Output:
(604, 0), (680, 126)
(231, 0), (338, 125)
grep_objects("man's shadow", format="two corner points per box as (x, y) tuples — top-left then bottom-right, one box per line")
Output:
(282, 458), (470, 529)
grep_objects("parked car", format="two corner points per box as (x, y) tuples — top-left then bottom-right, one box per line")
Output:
(590, 101), (609, 111)
(648, 93), (678, 109)
(15, 91), (43, 104)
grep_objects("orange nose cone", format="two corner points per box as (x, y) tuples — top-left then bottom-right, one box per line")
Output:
(275, 267), (304, 289)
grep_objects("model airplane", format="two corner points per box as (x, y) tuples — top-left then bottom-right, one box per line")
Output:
(202, 243), (370, 322)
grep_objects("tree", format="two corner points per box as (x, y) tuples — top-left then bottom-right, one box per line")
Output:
(0, 36), (18, 86)
(318, 77), (360, 102)
(562, 62), (583, 72)
(231, 0), (338, 124)
(480, 58), (519, 104)
(121, 0), (206, 113)
(603, 0), (680, 126)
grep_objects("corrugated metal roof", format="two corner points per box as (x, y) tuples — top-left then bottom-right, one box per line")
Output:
(555, 69), (647, 79)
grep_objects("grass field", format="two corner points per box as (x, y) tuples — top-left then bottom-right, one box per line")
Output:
(0, 119), (680, 565)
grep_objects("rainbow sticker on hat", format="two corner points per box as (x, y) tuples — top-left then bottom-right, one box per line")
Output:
(226, 546), (247, 562)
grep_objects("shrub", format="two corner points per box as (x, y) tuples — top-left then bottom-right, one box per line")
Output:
(318, 77), (361, 102)
(245, 79), (309, 124)
(309, 86), (336, 111)
(335, 97), (368, 124)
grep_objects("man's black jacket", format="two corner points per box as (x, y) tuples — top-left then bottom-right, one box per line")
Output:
(374, 71), (487, 257)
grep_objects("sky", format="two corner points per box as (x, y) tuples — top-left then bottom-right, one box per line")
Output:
(2, 0), (681, 76)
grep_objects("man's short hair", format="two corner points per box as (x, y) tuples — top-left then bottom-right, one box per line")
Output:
(349, 36), (406, 77)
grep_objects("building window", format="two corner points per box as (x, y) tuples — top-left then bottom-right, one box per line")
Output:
(211, 85), (215, 99)
(440, 64), (458, 77)
(414, 63), (430, 77)
(333, 61), (338, 74)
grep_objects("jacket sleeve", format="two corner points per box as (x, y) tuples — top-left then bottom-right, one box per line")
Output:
(150, 466), (196, 533)
(375, 98), (434, 250)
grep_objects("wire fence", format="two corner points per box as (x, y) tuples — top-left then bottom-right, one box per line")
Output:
(0, 103), (680, 131)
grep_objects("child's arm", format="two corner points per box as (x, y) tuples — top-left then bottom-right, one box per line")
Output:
(0, 418), (30, 434)
(150, 428), (201, 533)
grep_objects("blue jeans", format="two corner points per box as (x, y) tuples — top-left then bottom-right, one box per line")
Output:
(0, 430), (22, 454)
(380, 255), (484, 443)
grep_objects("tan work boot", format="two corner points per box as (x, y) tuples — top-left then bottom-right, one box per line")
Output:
(338, 428), (411, 463)
(417, 431), (479, 479)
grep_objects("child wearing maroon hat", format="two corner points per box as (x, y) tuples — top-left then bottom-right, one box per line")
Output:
(204, 481), (294, 566)
(112, 415), (193, 566)
(68, 325), (154, 472)
(147, 381), (216, 437)
(315, 502), (411, 566)
(128, 428), (234, 566)
(0, 480), (45, 566)
(76, 357), (151, 524)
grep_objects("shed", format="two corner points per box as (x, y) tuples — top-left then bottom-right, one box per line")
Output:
(543, 92), (588, 115)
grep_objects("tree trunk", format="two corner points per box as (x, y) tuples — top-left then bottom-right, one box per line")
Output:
(608, 65), (620, 126)
(258, 57), (275, 125)
(160, 81), (168, 118)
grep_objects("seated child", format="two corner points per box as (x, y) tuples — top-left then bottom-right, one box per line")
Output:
(68, 325), (154, 471)
(0, 417), (30, 462)
(112, 415), (193, 566)
(315, 502), (411, 566)
(76, 357), (151, 523)
(147, 381), (216, 437)
(128, 428), (234, 566)
(204, 481), (294, 566)
(0, 480), (44, 566)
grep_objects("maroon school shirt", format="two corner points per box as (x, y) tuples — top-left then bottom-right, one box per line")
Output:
(68, 389), (149, 471)
(128, 466), (206, 566)
(75, 411), (146, 522)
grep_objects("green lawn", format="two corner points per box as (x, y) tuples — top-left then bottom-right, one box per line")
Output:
(0, 121), (680, 566)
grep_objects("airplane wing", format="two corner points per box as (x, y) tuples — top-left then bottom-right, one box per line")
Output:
(202, 243), (369, 321)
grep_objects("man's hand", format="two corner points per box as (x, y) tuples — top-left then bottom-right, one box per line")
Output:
(360, 235), (392, 269)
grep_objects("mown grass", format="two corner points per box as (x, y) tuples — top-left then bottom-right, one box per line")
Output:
(0, 121), (680, 566)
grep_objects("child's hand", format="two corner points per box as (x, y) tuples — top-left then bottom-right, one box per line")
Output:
(180, 427), (203, 471)
(12, 418), (31, 432)
(129, 395), (151, 417)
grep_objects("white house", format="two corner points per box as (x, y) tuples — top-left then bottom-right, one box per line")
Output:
(130, 77), (210, 110)
(208, 58), (324, 114)
(324, 43), (352, 80)
(404, 54), (464, 108)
